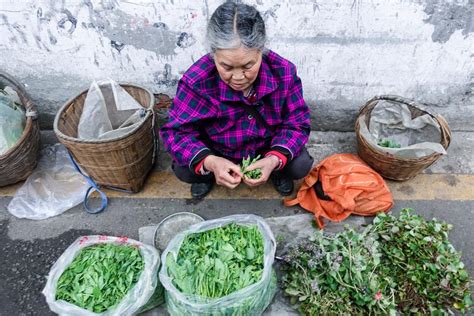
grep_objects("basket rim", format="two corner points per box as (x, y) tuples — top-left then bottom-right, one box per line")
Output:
(356, 134), (440, 163)
(0, 71), (38, 159)
(53, 82), (155, 144)
(0, 71), (38, 113)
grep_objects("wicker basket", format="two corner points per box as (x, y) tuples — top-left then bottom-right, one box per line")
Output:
(355, 95), (451, 181)
(53, 84), (155, 192)
(0, 71), (40, 187)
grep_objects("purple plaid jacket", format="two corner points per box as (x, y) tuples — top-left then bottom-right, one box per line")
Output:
(160, 50), (311, 170)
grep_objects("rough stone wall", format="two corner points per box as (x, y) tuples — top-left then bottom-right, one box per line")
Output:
(0, 0), (472, 131)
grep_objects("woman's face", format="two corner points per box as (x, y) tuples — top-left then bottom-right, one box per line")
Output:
(214, 47), (262, 93)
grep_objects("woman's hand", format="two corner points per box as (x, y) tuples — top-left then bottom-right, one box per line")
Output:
(242, 155), (280, 187)
(203, 155), (243, 189)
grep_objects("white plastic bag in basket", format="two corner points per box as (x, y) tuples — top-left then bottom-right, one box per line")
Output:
(358, 101), (447, 158)
(42, 235), (161, 316)
(77, 80), (145, 140)
(159, 214), (277, 316)
(0, 87), (25, 155)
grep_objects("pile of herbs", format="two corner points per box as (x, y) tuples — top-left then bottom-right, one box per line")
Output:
(281, 209), (472, 315)
(167, 223), (264, 298)
(241, 155), (262, 179)
(281, 228), (396, 315)
(372, 210), (472, 313)
(55, 243), (144, 313)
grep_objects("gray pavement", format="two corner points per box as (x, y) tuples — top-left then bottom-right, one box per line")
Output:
(0, 131), (473, 315)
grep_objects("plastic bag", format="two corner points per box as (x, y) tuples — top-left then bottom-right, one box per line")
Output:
(284, 153), (393, 228)
(0, 88), (25, 155)
(77, 80), (145, 140)
(7, 144), (88, 220)
(159, 214), (277, 316)
(358, 101), (447, 158)
(43, 235), (163, 316)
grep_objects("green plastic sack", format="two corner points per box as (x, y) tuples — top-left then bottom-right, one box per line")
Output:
(159, 215), (277, 316)
(0, 90), (25, 155)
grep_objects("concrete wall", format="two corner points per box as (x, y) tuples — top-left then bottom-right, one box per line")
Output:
(0, 0), (472, 131)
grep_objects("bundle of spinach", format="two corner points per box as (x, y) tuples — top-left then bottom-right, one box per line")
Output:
(281, 209), (472, 315)
(167, 223), (264, 298)
(378, 138), (401, 148)
(372, 209), (472, 314)
(55, 243), (144, 313)
(241, 155), (262, 179)
(281, 228), (396, 315)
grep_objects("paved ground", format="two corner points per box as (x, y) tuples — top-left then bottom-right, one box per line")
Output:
(0, 131), (473, 315)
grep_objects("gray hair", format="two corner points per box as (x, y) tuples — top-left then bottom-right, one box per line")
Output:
(206, 1), (266, 52)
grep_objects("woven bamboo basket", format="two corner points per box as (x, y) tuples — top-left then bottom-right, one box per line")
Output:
(0, 71), (40, 187)
(355, 95), (451, 181)
(53, 84), (155, 192)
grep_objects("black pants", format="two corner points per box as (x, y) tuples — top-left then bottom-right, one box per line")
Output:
(172, 147), (314, 184)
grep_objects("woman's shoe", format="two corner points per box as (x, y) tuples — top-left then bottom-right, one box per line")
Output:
(191, 181), (214, 199)
(271, 174), (294, 196)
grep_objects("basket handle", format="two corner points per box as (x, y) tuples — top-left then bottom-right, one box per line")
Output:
(360, 94), (442, 118)
(0, 71), (38, 119)
(435, 113), (452, 149)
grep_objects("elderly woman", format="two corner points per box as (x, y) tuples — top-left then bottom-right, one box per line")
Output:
(160, 2), (313, 199)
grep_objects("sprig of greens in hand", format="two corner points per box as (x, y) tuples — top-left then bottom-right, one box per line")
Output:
(241, 155), (262, 179)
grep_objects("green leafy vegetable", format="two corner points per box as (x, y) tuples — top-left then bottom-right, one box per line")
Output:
(55, 243), (144, 313)
(372, 209), (472, 314)
(241, 155), (262, 179)
(281, 209), (472, 315)
(378, 138), (401, 148)
(167, 223), (264, 298)
(281, 227), (396, 315)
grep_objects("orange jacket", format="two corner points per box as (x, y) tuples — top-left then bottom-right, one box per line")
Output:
(285, 154), (393, 228)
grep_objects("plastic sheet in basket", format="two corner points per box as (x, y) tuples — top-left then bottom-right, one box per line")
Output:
(0, 88), (25, 155)
(78, 80), (146, 141)
(358, 101), (447, 158)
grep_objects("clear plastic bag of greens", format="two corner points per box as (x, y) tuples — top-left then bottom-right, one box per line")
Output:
(159, 214), (277, 316)
(0, 88), (25, 155)
(42, 235), (164, 316)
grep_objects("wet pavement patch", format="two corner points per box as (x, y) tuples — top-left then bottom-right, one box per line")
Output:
(0, 220), (109, 315)
(443, 174), (460, 187)
(398, 185), (415, 195)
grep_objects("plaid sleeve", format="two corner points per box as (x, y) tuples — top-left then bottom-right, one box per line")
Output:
(160, 79), (216, 168)
(270, 68), (311, 160)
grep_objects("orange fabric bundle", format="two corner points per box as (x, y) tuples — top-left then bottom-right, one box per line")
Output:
(284, 153), (393, 228)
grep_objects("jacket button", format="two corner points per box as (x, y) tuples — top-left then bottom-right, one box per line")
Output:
(248, 115), (253, 120)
